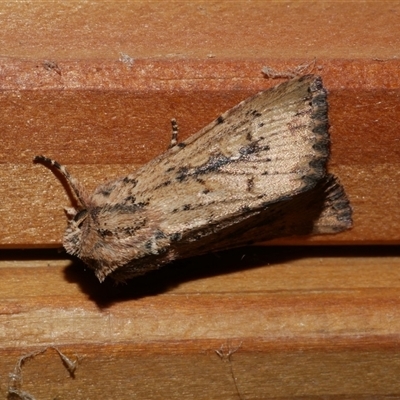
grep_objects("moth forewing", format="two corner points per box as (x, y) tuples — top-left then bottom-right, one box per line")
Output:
(126, 75), (329, 234)
(35, 74), (352, 282)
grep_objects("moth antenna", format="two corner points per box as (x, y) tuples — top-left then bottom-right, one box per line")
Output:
(34, 155), (88, 208)
(169, 118), (179, 149)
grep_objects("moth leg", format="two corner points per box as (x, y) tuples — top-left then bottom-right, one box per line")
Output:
(168, 118), (179, 149)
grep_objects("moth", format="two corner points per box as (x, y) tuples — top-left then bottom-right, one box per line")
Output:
(35, 75), (352, 282)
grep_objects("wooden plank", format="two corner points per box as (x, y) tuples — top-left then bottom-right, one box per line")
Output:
(1, 2), (400, 397)
(0, 247), (400, 398)
(0, 1), (399, 247)
(0, 2), (399, 60)
(1, 59), (399, 246)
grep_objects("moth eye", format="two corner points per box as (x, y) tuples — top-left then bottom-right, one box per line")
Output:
(73, 209), (88, 225)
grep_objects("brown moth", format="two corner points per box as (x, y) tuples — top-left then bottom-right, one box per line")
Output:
(35, 75), (352, 282)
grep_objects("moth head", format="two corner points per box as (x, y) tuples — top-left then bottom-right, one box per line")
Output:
(63, 208), (88, 256)
(64, 203), (168, 282)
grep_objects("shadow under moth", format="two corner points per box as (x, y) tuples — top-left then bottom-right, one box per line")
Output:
(35, 75), (352, 282)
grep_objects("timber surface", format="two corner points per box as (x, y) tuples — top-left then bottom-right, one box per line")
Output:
(0, 1), (399, 399)
(0, 2), (399, 247)
(1, 246), (400, 399)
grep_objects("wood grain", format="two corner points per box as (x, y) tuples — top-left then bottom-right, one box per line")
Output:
(1, 59), (400, 247)
(1, 246), (400, 399)
(1, 2), (400, 398)
(0, 2), (399, 60)
(0, 2), (399, 247)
